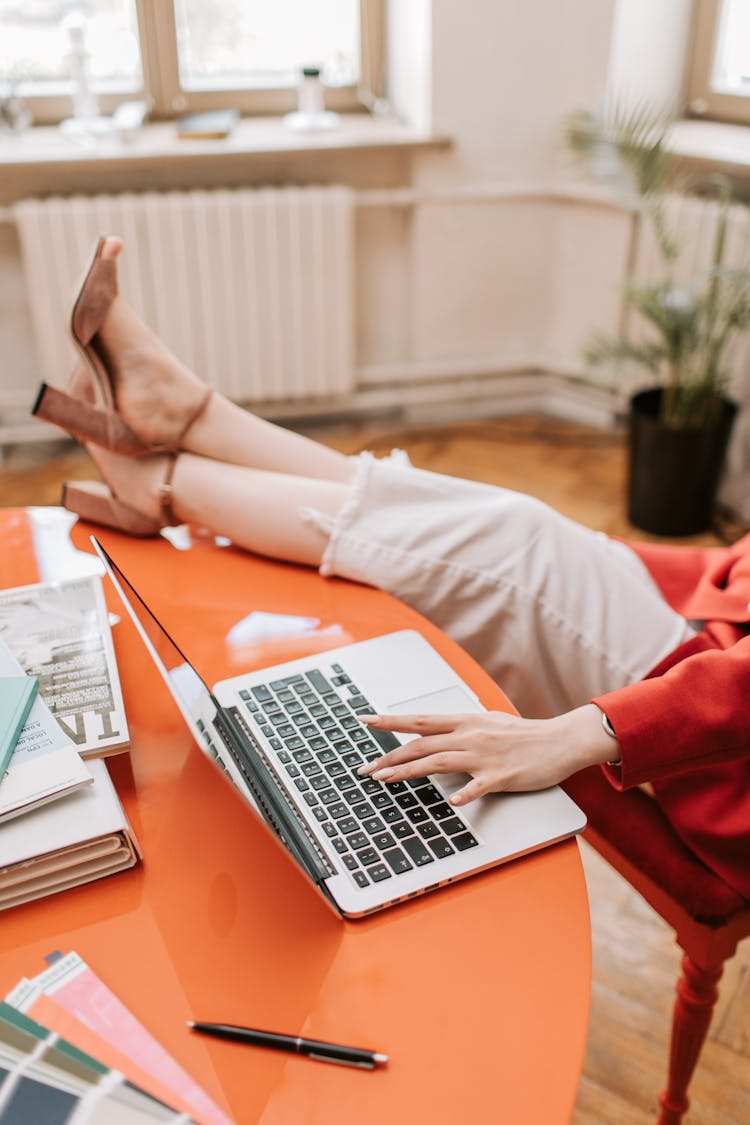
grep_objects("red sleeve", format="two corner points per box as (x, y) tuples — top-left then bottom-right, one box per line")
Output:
(591, 633), (750, 789)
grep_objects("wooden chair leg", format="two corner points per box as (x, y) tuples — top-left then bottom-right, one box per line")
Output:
(657, 955), (723, 1125)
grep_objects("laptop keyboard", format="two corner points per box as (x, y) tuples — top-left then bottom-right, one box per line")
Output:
(238, 662), (479, 889)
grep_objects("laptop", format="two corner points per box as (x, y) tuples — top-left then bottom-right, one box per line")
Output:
(93, 538), (586, 918)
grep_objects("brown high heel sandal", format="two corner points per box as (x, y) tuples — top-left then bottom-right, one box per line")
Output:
(62, 455), (180, 538)
(32, 237), (212, 455)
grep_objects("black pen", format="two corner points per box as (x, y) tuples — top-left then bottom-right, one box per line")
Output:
(188, 1021), (388, 1070)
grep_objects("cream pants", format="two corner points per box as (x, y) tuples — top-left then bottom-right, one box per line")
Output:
(304, 453), (695, 719)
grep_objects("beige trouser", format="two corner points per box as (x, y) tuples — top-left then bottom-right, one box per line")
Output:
(303, 452), (695, 719)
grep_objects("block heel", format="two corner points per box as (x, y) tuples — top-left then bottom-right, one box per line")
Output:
(62, 481), (162, 537)
(33, 380), (151, 456)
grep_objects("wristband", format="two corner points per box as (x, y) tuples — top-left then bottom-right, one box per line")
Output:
(600, 710), (621, 767)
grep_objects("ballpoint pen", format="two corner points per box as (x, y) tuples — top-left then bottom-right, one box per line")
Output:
(188, 1021), (388, 1070)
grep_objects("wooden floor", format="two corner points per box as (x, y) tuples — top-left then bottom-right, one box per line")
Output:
(2, 414), (749, 1124)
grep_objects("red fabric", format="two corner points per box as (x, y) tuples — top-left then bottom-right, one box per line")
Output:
(590, 534), (750, 903)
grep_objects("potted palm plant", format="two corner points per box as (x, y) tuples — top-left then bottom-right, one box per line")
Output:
(564, 105), (750, 536)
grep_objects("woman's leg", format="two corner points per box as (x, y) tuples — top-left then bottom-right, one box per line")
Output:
(97, 238), (349, 478)
(90, 444), (695, 718)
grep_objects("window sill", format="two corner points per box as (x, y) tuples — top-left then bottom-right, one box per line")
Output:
(0, 114), (449, 202)
(670, 118), (750, 183)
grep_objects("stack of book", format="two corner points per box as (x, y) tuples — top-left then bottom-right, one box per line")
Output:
(1, 950), (233, 1124)
(0, 575), (140, 910)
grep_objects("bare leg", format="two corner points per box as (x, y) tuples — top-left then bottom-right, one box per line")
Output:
(88, 445), (353, 568)
(97, 238), (348, 479)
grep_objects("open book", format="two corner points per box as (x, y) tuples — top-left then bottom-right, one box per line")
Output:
(0, 575), (129, 758)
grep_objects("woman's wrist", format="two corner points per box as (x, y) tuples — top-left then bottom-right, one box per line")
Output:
(560, 704), (621, 773)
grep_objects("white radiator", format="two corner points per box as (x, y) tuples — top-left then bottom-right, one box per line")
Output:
(13, 187), (355, 403)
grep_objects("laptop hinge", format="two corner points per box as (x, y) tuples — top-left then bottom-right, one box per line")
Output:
(213, 705), (332, 887)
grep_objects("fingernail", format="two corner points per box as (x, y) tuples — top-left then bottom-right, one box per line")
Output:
(358, 713), (379, 722)
(371, 767), (395, 781)
(356, 764), (372, 776)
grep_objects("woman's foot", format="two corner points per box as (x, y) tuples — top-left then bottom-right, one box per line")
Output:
(94, 238), (213, 451)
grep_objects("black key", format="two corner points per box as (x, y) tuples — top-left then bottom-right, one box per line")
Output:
(318, 716), (336, 730)
(286, 701), (303, 714)
(405, 806), (429, 824)
(286, 765), (300, 778)
(369, 864), (392, 883)
(272, 674), (304, 688)
(293, 749), (313, 764)
(345, 790), (367, 806)
(331, 740), (352, 754)
(331, 663), (343, 673)
(339, 817), (359, 835)
(319, 788), (339, 805)
(322, 821), (337, 837)
(361, 816), (385, 834)
(292, 714), (310, 727)
(278, 750), (291, 764)
(359, 739), (377, 752)
(244, 699), (259, 712)
(417, 821), (440, 839)
(432, 803), (455, 821)
(303, 792), (319, 807)
(306, 669), (332, 694)
(327, 762), (346, 777)
(386, 780), (408, 794)
(294, 778), (309, 792)
(303, 764), (323, 781)
(353, 871), (369, 888)
(428, 836), (455, 859)
(362, 779), (382, 796)
(260, 724), (273, 737)
(393, 821), (415, 840)
(354, 802), (376, 820)
(396, 793), (418, 809)
(313, 806), (328, 822)
(316, 748), (337, 764)
(300, 693), (317, 706)
(369, 728), (401, 752)
(310, 775), (329, 791)
(332, 705), (350, 718)
(322, 692), (341, 706)
(356, 848), (380, 866)
(239, 690), (251, 700)
(350, 729), (370, 742)
(332, 673), (351, 685)
(329, 803), (349, 819)
(383, 848), (413, 874)
(332, 837), (348, 854)
(310, 704), (328, 718)
(402, 837), (434, 866)
(381, 806), (404, 825)
(441, 817), (467, 836)
(299, 725), (318, 740)
(284, 736), (304, 751)
(407, 776), (432, 789)
(343, 854), (359, 871)
(262, 700), (281, 713)
(342, 752), (363, 768)
(348, 831), (369, 850)
(277, 689), (295, 703)
(417, 785), (444, 806)
(335, 776), (356, 792)
(269, 737), (282, 751)
(348, 695), (369, 709)
(251, 685), (273, 701)
(327, 730), (346, 744)
(453, 832), (479, 851)
(372, 831), (396, 850)
(268, 713), (287, 726)
(309, 737), (328, 752)
(278, 724), (295, 738)
(340, 716), (358, 730)
(371, 791), (395, 811)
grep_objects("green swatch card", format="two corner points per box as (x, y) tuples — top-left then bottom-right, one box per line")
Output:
(0, 675), (39, 777)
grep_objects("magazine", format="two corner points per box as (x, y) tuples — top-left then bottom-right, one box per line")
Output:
(0, 636), (92, 823)
(0, 575), (129, 759)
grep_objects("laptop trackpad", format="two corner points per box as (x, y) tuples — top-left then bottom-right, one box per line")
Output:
(385, 685), (483, 717)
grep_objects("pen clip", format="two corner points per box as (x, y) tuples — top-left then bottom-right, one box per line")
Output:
(307, 1052), (375, 1069)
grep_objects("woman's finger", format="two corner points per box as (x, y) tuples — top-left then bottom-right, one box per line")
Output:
(360, 712), (467, 736)
(367, 748), (476, 784)
(358, 730), (472, 775)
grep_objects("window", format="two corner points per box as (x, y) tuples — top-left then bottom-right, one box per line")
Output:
(0, 0), (384, 125)
(688, 0), (750, 125)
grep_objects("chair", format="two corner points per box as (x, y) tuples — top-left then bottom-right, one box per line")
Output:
(563, 767), (750, 1125)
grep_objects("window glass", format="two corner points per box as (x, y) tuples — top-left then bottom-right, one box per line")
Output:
(711, 0), (750, 97)
(173, 0), (359, 90)
(0, 0), (141, 91)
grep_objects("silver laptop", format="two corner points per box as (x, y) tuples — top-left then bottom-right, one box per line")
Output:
(93, 538), (586, 918)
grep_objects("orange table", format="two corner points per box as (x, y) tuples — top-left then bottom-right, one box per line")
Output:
(0, 508), (591, 1124)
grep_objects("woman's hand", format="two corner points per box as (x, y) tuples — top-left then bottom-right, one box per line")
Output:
(357, 703), (617, 807)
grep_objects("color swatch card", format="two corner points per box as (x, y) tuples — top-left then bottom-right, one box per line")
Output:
(0, 1000), (197, 1123)
(5, 953), (232, 1125)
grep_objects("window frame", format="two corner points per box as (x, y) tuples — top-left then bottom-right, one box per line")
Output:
(8, 0), (385, 126)
(687, 0), (750, 126)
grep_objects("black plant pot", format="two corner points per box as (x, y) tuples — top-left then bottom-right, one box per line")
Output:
(627, 387), (738, 537)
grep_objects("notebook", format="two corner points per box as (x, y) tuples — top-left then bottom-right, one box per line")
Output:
(92, 539), (586, 918)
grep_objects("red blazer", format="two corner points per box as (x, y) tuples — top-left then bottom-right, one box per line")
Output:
(591, 533), (750, 901)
